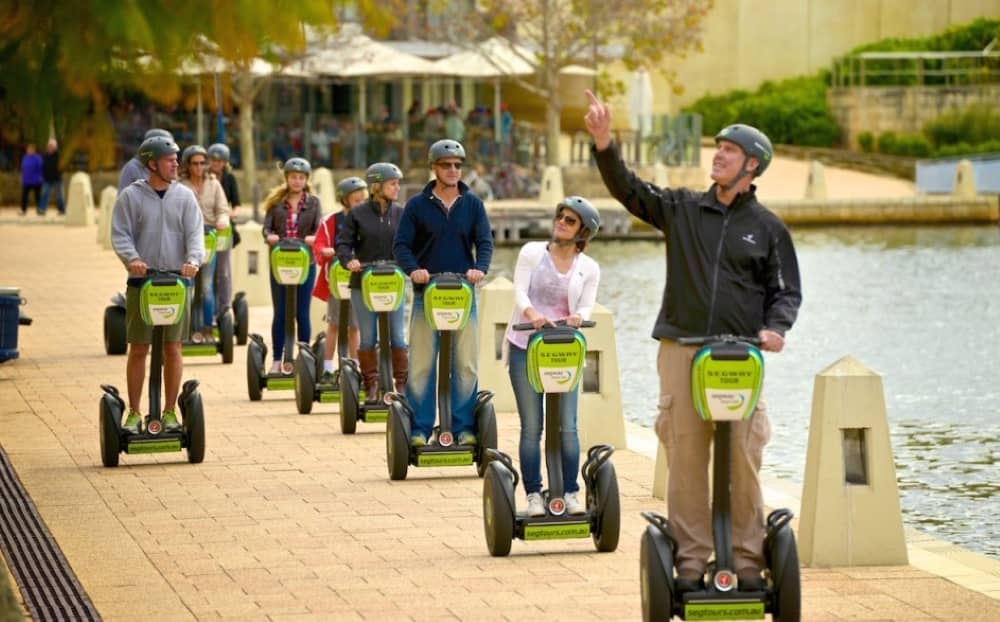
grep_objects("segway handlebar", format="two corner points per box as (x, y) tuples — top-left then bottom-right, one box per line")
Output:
(512, 320), (596, 331)
(677, 334), (761, 347)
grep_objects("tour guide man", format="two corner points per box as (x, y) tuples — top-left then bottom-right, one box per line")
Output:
(583, 89), (802, 593)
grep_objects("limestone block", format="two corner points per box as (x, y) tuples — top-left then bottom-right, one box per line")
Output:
(65, 172), (95, 227)
(653, 162), (669, 188)
(476, 277), (516, 413)
(799, 355), (908, 567)
(97, 186), (117, 249)
(312, 167), (336, 216)
(805, 160), (827, 200)
(538, 165), (564, 207)
(953, 159), (976, 199)
(577, 303), (626, 451)
(230, 222), (271, 307)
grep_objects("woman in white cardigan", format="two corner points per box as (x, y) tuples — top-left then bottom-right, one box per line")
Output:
(504, 196), (601, 517)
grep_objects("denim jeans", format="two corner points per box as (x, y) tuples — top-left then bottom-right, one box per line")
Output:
(350, 288), (407, 350)
(407, 294), (478, 438)
(508, 344), (581, 494)
(269, 263), (316, 361)
(214, 248), (232, 314)
(40, 181), (65, 214)
(199, 254), (217, 328)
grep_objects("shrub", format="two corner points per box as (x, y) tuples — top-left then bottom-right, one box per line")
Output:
(877, 132), (932, 157)
(934, 139), (1000, 158)
(924, 104), (1000, 148)
(857, 131), (874, 152)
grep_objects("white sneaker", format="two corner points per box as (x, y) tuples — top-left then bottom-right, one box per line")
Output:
(525, 492), (546, 517)
(269, 361), (282, 375)
(565, 492), (586, 515)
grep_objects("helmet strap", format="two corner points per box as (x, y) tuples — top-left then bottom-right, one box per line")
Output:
(720, 155), (753, 192)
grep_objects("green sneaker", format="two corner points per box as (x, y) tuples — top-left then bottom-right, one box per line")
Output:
(319, 371), (336, 387)
(457, 431), (477, 446)
(122, 409), (141, 434)
(162, 408), (182, 432)
(410, 433), (428, 448)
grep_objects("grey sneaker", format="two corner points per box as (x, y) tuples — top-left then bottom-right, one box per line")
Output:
(162, 408), (182, 432)
(565, 491), (586, 515)
(526, 492), (546, 517)
(457, 431), (477, 446)
(122, 408), (141, 434)
(410, 433), (428, 448)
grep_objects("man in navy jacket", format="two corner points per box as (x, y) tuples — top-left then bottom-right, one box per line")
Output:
(393, 139), (493, 447)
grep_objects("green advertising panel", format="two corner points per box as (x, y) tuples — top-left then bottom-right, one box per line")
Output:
(526, 329), (587, 394)
(523, 521), (590, 540)
(270, 243), (311, 285)
(684, 600), (765, 620)
(328, 260), (353, 300)
(215, 225), (232, 252)
(126, 439), (183, 454)
(690, 343), (764, 422)
(417, 451), (474, 467)
(139, 277), (187, 326)
(422, 279), (473, 331)
(202, 229), (218, 265)
(361, 265), (405, 312)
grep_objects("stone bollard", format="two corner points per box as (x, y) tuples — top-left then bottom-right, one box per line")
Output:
(97, 186), (117, 249)
(538, 165), (564, 207)
(230, 222), (271, 307)
(799, 355), (908, 567)
(577, 303), (626, 451)
(476, 277), (516, 413)
(312, 167), (335, 215)
(953, 159), (977, 199)
(805, 160), (827, 200)
(65, 172), (95, 227)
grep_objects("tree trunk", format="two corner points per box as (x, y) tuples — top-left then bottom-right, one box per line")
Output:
(233, 74), (258, 222)
(545, 81), (562, 167)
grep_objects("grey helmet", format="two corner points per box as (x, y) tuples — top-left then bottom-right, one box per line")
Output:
(138, 135), (180, 166)
(556, 196), (601, 240)
(714, 124), (773, 177)
(207, 143), (231, 162)
(143, 128), (174, 142)
(428, 139), (465, 164)
(282, 157), (311, 176)
(365, 162), (403, 184)
(181, 144), (207, 165)
(336, 176), (368, 201)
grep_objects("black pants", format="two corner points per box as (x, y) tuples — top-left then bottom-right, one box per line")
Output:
(20, 184), (41, 212)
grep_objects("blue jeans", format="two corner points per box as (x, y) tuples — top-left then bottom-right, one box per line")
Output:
(214, 248), (232, 314)
(40, 181), (65, 214)
(407, 294), (478, 438)
(269, 263), (316, 361)
(508, 344), (581, 494)
(199, 254), (217, 328)
(351, 288), (406, 350)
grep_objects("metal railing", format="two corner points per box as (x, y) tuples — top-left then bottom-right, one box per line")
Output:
(832, 43), (1000, 88)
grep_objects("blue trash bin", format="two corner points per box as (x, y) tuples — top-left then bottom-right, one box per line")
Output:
(0, 287), (24, 363)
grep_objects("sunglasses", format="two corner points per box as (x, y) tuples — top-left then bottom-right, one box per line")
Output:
(190, 160), (207, 166)
(436, 161), (463, 170)
(555, 213), (579, 226)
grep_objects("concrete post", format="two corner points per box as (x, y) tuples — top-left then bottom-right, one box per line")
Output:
(653, 162), (669, 188)
(65, 172), (95, 227)
(97, 186), (117, 249)
(805, 160), (828, 200)
(230, 222), (271, 306)
(312, 167), (335, 216)
(476, 277), (516, 413)
(538, 165), (564, 207)
(799, 355), (908, 567)
(577, 303), (626, 451)
(953, 159), (977, 199)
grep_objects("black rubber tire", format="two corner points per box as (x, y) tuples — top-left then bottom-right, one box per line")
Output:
(483, 463), (515, 557)
(246, 340), (264, 401)
(640, 524), (675, 622)
(312, 333), (326, 379)
(386, 402), (410, 481)
(104, 306), (127, 355)
(771, 527), (802, 622)
(592, 461), (621, 552)
(184, 392), (206, 464)
(99, 396), (121, 467)
(295, 351), (315, 415)
(233, 293), (249, 345)
(339, 364), (360, 434)
(218, 312), (235, 364)
(475, 402), (498, 477)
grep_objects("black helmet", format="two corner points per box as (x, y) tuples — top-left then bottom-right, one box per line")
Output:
(428, 139), (465, 164)
(365, 162), (403, 184)
(283, 157), (311, 176)
(181, 144), (208, 165)
(143, 128), (174, 142)
(556, 196), (601, 239)
(714, 124), (773, 177)
(138, 135), (180, 166)
(207, 143), (230, 162)
(336, 176), (368, 201)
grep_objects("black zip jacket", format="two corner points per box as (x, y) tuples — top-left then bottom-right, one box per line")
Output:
(335, 198), (404, 288)
(594, 142), (802, 340)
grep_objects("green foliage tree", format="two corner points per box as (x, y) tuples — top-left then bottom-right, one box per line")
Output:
(439, 0), (712, 166)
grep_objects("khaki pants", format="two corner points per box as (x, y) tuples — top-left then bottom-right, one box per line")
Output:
(655, 338), (771, 576)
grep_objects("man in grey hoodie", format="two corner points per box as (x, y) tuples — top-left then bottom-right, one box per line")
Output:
(111, 134), (204, 434)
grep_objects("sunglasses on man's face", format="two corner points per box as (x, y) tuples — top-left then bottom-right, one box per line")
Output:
(437, 161), (462, 170)
(555, 213), (579, 226)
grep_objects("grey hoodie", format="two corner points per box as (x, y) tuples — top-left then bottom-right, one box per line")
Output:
(111, 180), (205, 277)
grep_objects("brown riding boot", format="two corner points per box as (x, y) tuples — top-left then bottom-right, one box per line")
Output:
(391, 347), (409, 394)
(357, 349), (380, 403)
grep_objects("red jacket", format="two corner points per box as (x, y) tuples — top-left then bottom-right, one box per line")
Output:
(312, 211), (345, 301)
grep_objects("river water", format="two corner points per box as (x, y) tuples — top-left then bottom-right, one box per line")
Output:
(489, 225), (1000, 559)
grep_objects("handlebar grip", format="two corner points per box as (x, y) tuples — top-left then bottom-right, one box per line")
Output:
(512, 320), (596, 331)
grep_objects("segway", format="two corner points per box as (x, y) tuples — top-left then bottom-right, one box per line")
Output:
(385, 273), (497, 480)
(98, 272), (206, 466)
(294, 259), (357, 415)
(482, 321), (620, 556)
(103, 292), (128, 355)
(333, 261), (405, 430)
(216, 222), (250, 346)
(639, 335), (800, 621)
(181, 228), (235, 364)
(246, 239), (311, 400)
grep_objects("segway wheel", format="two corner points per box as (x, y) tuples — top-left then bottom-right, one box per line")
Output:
(386, 402), (410, 481)
(483, 462), (515, 557)
(98, 396), (122, 467)
(475, 399), (498, 477)
(103, 306), (127, 355)
(640, 523), (675, 622)
(339, 363), (360, 434)
(246, 338), (264, 401)
(770, 526), (801, 621)
(311, 333), (326, 379)
(591, 461), (621, 552)
(218, 312), (235, 364)
(233, 293), (249, 345)
(294, 351), (315, 415)
(183, 391), (206, 464)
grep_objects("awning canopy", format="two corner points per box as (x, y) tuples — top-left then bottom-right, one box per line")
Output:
(303, 32), (451, 78)
(431, 37), (597, 78)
